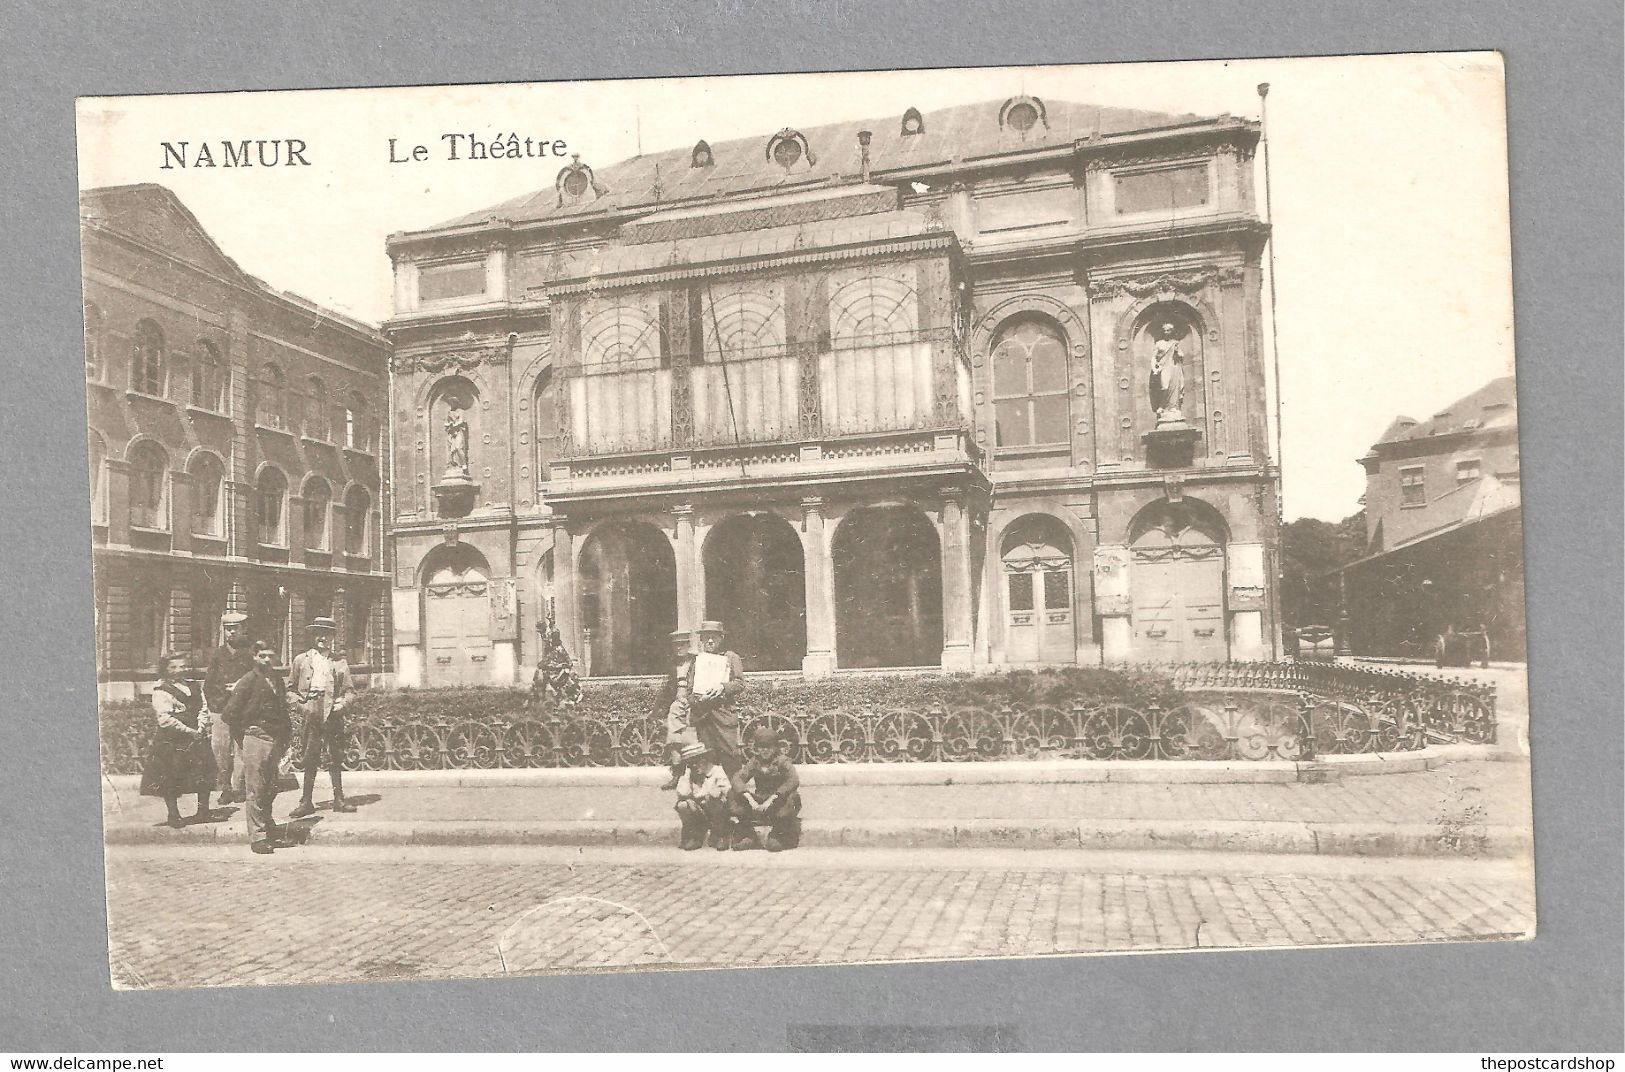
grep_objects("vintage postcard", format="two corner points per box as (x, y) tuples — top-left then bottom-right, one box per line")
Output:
(78, 53), (1532, 990)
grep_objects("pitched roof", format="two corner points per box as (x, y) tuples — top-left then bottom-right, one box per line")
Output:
(81, 183), (386, 341)
(1374, 375), (1518, 447)
(422, 97), (1230, 234)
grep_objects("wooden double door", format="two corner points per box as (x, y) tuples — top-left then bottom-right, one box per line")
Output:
(1130, 536), (1227, 663)
(425, 566), (493, 685)
(1004, 564), (1076, 663)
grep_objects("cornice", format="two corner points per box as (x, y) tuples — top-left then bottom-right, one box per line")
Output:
(541, 231), (958, 298)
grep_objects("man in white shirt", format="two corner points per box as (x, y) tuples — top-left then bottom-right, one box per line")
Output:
(689, 620), (745, 782)
(286, 617), (355, 817)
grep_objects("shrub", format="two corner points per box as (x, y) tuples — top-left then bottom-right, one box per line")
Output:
(340, 666), (1183, 723)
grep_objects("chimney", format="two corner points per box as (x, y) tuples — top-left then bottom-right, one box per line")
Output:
(857, 130), (873, 183)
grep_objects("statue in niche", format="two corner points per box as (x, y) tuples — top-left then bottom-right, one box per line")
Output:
(444, 405), (470, 477)
(1147, 322), (1188, 425)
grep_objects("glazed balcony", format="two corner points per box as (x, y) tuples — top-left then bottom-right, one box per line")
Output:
(547, 328), (983, 499)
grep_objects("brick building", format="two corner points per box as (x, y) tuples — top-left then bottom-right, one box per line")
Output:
(382, 97), (1282, 686)
(1328, 375), (1524, 658)
(83, 185), (392, 698)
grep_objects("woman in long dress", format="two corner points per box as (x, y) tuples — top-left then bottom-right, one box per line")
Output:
(139, 653), (217, 827)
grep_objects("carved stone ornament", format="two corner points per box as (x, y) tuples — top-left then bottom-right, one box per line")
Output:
(1091, 269), (1219, 301)
(1082, 135), (1255, 172)
(391, 347), (510, 374)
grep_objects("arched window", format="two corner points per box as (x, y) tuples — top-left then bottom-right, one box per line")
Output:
(190, 580), (224, 661)
(302, 476), (331, 550)
(344, 392), (370, 451)
(188, 452), (226, 538)
(305, 375), (328, 440)
(344, 485), (371, 557)
(84, 304), (105, 382)
(256, 467), (288, 546)
(131, 320), (165, 396)
(191, 340), (227, 412)
(581, 301), (662, 366)
(127, 441), (169, 530)
(992, 317), (1070, 448)
(699, 284), (785, 360)
(129, 584), (167, 673)
(256, 364), (287, 430)
(829, 272), (918, 343)
(88, 433), (108, 526)
(345, 592), (374, 664)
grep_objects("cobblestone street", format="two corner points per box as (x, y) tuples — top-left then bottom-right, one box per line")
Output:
(105, 844), (1534, 989)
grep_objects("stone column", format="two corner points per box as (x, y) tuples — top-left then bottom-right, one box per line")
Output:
(799, 496), (836, 678)
(671, 503), (698, 631)
(551, 518), (581, 670)
(938, 493), (974, 671)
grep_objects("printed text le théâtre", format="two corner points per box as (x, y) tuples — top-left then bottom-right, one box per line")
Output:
(389, 134), (570, 163)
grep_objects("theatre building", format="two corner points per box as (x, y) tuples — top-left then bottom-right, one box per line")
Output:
(382, 97), (1281, 685)
(83, 185), (392, 698)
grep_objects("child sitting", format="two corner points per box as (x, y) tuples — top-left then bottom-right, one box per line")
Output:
(730, 725), (802, 852)
(672, 743), (732, 851)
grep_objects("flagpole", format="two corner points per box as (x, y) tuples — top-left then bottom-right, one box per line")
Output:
(1259, 82), (1284, 514)
(1259, 81), (1287, 660)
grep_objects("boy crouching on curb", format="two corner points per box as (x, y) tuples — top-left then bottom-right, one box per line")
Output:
(672, 742), (732, 851)
(730, 726), (802, 852)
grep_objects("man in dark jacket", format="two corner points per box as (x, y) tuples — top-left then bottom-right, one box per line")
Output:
(222, 640), (292, 855)
(203, 611), (255, 805)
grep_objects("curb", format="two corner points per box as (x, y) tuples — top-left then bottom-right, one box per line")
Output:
(104, 816), (1530, 857)
(102, 747), (1515, 793)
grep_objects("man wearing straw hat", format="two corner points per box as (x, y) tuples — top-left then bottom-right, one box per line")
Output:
(287, 616), (355, 817)
(689, 620), (745, 781)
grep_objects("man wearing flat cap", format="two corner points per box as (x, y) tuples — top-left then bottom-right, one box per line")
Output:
(202, 610), (254, 805)
(287, 616), (355, 817)
(689, 620), (745, 781)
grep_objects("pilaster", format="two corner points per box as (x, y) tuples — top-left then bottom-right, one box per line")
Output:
(672, 504), (699, 632)
(938, 493), (974, 670)
(799, 497), (836, 678)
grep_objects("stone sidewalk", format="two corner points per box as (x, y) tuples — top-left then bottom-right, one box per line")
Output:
(103, 757), (1532, 857)
(103, 843), (1537, 989)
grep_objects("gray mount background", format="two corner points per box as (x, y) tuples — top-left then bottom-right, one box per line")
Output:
(1, 0), (1619, 1052)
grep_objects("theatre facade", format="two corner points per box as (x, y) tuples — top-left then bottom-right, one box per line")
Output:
(382, 97), (1281, 686)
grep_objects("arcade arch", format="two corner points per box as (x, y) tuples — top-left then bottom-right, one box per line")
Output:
(579, 520), (676, 676)
(832, 505), (941, 668)
(704, 512), (806, 671)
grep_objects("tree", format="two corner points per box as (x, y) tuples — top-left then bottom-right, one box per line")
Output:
(1280, 509), (1366, 630)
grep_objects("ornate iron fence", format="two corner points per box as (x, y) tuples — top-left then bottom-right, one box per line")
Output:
(99, 662), (1497, 775)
